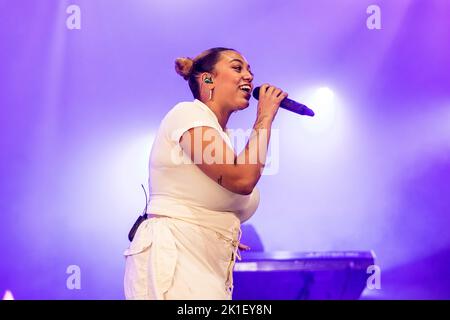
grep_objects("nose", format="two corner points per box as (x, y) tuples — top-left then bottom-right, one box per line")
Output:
(243, 70), (253, 82)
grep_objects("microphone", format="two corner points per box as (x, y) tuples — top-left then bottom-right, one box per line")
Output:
(252, 86), (315, 117)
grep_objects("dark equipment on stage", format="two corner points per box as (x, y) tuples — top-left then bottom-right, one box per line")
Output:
(233, 251), (375, 300)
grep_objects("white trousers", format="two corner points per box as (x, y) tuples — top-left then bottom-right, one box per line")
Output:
(123, 216), (240, 300)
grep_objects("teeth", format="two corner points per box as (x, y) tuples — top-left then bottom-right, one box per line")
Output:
(240, 85), (251, 92)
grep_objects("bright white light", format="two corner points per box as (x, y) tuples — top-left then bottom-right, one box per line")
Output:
(2, 290), (14, 300)
(302, 86), (337, 133)
(315, 87), (335, 106)
(63, 131), (156, 230)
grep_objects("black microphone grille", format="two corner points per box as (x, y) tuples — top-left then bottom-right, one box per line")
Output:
(252, 86), (261, 100)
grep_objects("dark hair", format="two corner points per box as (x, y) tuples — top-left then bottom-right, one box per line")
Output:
(175, 47), (236, 99)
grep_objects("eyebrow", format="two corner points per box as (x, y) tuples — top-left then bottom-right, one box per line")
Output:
(229, 58), (249, 68)
(229, 59), (253, 73)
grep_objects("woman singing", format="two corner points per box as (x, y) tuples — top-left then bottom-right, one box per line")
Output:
(124, 47), (287, 299)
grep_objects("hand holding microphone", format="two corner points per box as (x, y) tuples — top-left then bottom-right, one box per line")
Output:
(254, 84), (288, 121)
(253, 85), (315, 117)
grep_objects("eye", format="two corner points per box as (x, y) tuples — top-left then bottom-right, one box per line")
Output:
(232, 65), (242, 72)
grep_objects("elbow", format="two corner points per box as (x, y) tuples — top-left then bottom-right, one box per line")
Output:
(237, 186), (254, 196)
(233, 178), (256, 195)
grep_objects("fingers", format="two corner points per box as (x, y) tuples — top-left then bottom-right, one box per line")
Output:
(278, 91), (288, 101)
(259, 83), (270, 97)
(260, 84), (277, 97)
(260, 83), (287, 101)
(266, 86), (276, 96)
(238, 243), (251, 251)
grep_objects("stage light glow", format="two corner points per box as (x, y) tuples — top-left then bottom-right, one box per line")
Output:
(2, 290), (14, 300)
(314, 87), (335, 106)
(111, 132), (156, 189)
(300, 86), (337, 134)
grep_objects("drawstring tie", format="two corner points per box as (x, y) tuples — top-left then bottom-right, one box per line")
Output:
(216, 227), (242, 296)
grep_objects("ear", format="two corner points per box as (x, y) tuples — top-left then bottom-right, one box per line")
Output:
(201, 73), (213, 84)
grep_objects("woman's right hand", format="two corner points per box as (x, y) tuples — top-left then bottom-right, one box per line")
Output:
(256, 84), (288, 121)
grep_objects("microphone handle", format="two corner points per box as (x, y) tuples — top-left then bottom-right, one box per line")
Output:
(280, 98), (315, 117)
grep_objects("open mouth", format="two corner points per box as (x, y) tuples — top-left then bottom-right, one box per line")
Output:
(238, 84), (252, 93)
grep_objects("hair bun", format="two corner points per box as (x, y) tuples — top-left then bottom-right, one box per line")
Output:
(175, 57), (194, 80)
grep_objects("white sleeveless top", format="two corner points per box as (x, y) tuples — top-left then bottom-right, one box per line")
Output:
(146, 99), (260, 239)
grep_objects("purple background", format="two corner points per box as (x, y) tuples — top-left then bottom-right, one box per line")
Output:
(1, 0), (449, 299)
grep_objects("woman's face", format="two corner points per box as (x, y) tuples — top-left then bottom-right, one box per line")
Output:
(209, 50), (254, 111)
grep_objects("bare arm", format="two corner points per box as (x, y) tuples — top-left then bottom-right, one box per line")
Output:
(179, 84), (287, 195)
